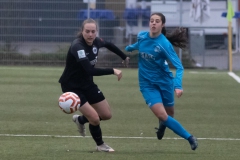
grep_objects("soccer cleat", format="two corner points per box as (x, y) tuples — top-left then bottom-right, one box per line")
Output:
(96, 143), (115, 152)
(188, 135), (198, 150)
(155, 126), (166, 140)
(72, 115), (86, 137)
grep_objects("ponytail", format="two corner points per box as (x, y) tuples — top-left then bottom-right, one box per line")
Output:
(166, 28), (188, 49)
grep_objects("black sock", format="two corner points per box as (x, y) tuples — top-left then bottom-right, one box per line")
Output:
(78, 115), (89, 124)
(89, 124), (104, 146)
(159, 121), (167, 131)
(78, 115), (102, 124)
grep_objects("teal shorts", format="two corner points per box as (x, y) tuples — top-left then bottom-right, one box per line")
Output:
(140, 82), (174, 108)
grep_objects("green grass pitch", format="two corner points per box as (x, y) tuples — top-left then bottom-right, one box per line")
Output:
(0, 66), (240, 160)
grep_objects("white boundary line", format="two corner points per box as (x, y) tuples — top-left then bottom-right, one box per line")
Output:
(0, 67), (62, 71)
(189, 71), (225, 74)
(0, 134), (240, 141)
(189, 71), (240, 83)
(228, 72), (240, 83)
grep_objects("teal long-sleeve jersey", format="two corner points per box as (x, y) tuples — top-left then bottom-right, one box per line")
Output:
(125, 31), (184, 89)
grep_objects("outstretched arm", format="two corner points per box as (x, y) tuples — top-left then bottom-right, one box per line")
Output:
(125, 42), (139, 52)
(97, 38), (127, 60)
(97, 38), (130, 67)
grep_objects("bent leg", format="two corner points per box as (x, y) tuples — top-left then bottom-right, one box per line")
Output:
(157, 106), (174, 139)
(151, 103), (191, 140)
(79, 102), (100, 125)
(76, 99), (111, 124)
(91, 99), (112, 120)
(79, 102), (104, 145)
(158, 82), (175, 134)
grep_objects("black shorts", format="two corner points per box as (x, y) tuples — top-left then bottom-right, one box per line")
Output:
(61, 83), (105, 107)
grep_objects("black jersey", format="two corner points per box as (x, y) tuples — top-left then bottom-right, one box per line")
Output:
(59, 35), (127, 89)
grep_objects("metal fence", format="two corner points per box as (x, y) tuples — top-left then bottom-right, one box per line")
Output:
(0, 0), (239, 70)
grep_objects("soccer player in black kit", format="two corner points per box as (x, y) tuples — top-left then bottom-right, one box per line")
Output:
(59, 18), (130, 152)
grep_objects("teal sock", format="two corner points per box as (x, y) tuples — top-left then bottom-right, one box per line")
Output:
(163, 116), (191, 139)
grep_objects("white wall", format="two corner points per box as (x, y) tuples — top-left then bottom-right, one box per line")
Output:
(125, 0), (238, 35)
(126, 0), (136, 8)
(126, 0), (151, 9)
(159, 0), (238, 35)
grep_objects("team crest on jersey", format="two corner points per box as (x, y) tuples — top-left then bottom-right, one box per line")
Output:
(92, 46), (97, 54)
(154, 46), (161, 53)
(164, 60), (168, 65)
(77, 50), (86, 59)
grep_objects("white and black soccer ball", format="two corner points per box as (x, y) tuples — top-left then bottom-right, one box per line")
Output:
(58, 92), (80, 114)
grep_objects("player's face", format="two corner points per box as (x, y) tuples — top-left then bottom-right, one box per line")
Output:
(149, 15), (164, 37)
(82, 23), (97, 45)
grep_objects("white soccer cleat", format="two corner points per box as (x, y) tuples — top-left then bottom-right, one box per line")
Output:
(72, 115), (86, 137)
(96, 143), (115, 152)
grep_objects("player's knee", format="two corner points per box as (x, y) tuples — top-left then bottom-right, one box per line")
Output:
(157, 113), (168, 121)
(89, 116), (101, 125)
(100, 113), (112, 120)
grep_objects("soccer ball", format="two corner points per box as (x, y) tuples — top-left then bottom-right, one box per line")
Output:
(58, 92), (80, 114)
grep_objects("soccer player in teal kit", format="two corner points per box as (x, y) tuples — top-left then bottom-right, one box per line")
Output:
(125, 12), (198, 150)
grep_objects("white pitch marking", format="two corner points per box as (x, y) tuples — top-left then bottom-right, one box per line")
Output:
(189, 71), (225, 74)
(0, 134), (240, 141)
(0, 67), (62, 71)
(189, 71), (240, 83)
(228, 72), (240, 83)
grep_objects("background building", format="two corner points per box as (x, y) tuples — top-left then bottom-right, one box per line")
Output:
(0, 0), (239, 70)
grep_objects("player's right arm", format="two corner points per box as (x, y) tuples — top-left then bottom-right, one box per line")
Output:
(125, 42), (139, 52)
(125, 31), (147, 52)
(71, 43), (122, 80)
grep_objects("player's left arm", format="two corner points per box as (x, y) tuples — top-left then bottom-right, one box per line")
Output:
(164, 43), (184, 93)
(96, 37), (130, 67)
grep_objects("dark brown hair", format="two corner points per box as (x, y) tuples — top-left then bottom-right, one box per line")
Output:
(77, 18), (98, 37)
(151, 12), (188, 49)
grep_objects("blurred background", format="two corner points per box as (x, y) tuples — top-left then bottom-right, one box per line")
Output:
(0, 0), (240, 70)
